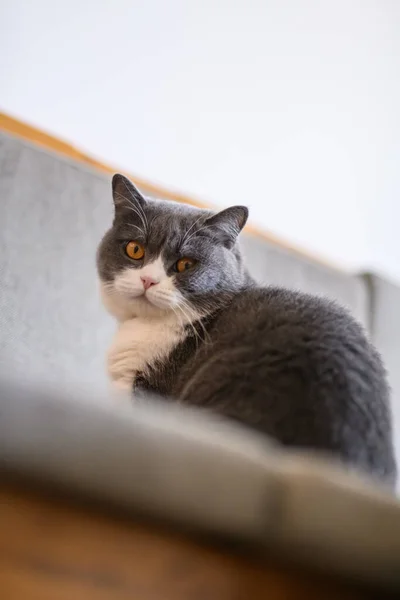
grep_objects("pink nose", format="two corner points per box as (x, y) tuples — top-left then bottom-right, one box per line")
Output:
(141, 276), (157, 290)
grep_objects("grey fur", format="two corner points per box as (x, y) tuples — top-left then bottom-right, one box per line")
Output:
(97, 175), (397, 488)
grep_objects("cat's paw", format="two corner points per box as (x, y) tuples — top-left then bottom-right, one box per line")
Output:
(109, 378), (135, 407)
(107, 319), (139, 388)
(112, 377), (134, 393)
(107, 347), (136, 387)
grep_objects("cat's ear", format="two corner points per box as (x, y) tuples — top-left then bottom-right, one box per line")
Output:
(112, 174), (146, 212)
(204, 206), (248, 248)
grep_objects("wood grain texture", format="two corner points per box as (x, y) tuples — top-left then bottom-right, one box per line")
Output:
(0, 483), (379, 600)
(0, 111), (340, 270)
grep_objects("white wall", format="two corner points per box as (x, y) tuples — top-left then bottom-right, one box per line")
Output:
(1, 0), (400, 279)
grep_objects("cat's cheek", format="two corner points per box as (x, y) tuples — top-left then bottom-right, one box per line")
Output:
(99, 280), (133, 321)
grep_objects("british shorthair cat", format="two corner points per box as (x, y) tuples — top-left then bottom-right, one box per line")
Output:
(97, 174), (397, 488)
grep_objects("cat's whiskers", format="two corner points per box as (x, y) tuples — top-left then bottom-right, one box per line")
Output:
(180, 215), (205, 247)
(180, 295), (212, 322)
(121, 204), (148, 233)
(121, 178), (149, 231)
(169, 304), (186, 334)
(184, 223), (213, 244)
(177, 298), (211, 346)
(115, 191), (148, 233)
(147, 288), (177, 310)
(101, 280), (118, 296)
(192, 314), (211, 346)
(125, 223), (146, 236)
(173, 300), (200, 345)
(177, 304), (203, 348)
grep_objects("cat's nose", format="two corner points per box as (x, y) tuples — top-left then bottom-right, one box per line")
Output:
(141, 276), (157, 290)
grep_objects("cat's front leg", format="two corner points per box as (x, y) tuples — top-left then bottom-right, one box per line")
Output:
(107, 318), (143, 393)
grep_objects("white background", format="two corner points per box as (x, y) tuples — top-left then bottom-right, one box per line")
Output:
(1, 0), (400, 280)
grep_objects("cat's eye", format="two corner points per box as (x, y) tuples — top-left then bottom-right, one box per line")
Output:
(176, 257), (196, 273)
(125, 241), (145, 260)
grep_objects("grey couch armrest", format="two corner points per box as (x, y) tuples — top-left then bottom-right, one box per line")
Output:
(1, 379), (400, 591)
(364, 274), (400, 469)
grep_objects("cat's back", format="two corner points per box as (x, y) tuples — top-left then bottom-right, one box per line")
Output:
(185, 285), (385, 396)
(179, 285), (396, 486)
(206, 285), (387, 400)
(210, 286), (369, 356)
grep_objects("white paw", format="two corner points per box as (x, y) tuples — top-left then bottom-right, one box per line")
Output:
(107, 319), (139, 388)
(109, 379), (134, 407)
(112, 378), (134, 393)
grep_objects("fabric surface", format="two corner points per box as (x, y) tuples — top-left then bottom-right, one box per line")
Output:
(1, 377), (400, 590)
(0, 131), (370, 392)
(0, 132), (114, 391)
(366, 274), (400, 471)
(240, 234), (369, 324)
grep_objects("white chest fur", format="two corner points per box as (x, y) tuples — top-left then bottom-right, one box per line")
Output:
(107, 315), (186, 391)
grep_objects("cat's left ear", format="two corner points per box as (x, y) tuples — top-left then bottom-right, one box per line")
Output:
(112, 174), (146, 212)
(204, 206), (248, 248)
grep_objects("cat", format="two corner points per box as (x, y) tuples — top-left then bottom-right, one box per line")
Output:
(97, 173), (397, 488)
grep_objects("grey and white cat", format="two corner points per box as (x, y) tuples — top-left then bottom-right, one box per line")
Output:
(97, 174), (397, 487)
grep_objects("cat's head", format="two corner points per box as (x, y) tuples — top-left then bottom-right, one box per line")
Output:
(97, 174), (249, 321)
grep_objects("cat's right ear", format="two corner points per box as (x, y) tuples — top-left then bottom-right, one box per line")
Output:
(204, 205), (249, 248)
(112, 174), (146, 212)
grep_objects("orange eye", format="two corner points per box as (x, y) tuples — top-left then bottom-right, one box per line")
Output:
(125, 241), (145, 260)
(176, 257), (196, 273)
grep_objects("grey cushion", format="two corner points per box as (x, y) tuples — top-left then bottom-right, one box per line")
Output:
(0, 132), (114, 391)
(365, 274), (400, 471)
(241, 234), (369, 325)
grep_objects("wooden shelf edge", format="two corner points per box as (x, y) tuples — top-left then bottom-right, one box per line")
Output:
(0, 481), (375, 600)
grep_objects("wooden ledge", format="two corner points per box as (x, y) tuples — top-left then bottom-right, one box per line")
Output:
(0, 481), (379, 600)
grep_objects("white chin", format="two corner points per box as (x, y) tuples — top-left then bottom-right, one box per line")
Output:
(131, 295), (169, 317)
(145, 292), (176, 311)
(100, 285), (158, 320)
(100, 280), (180, 320)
